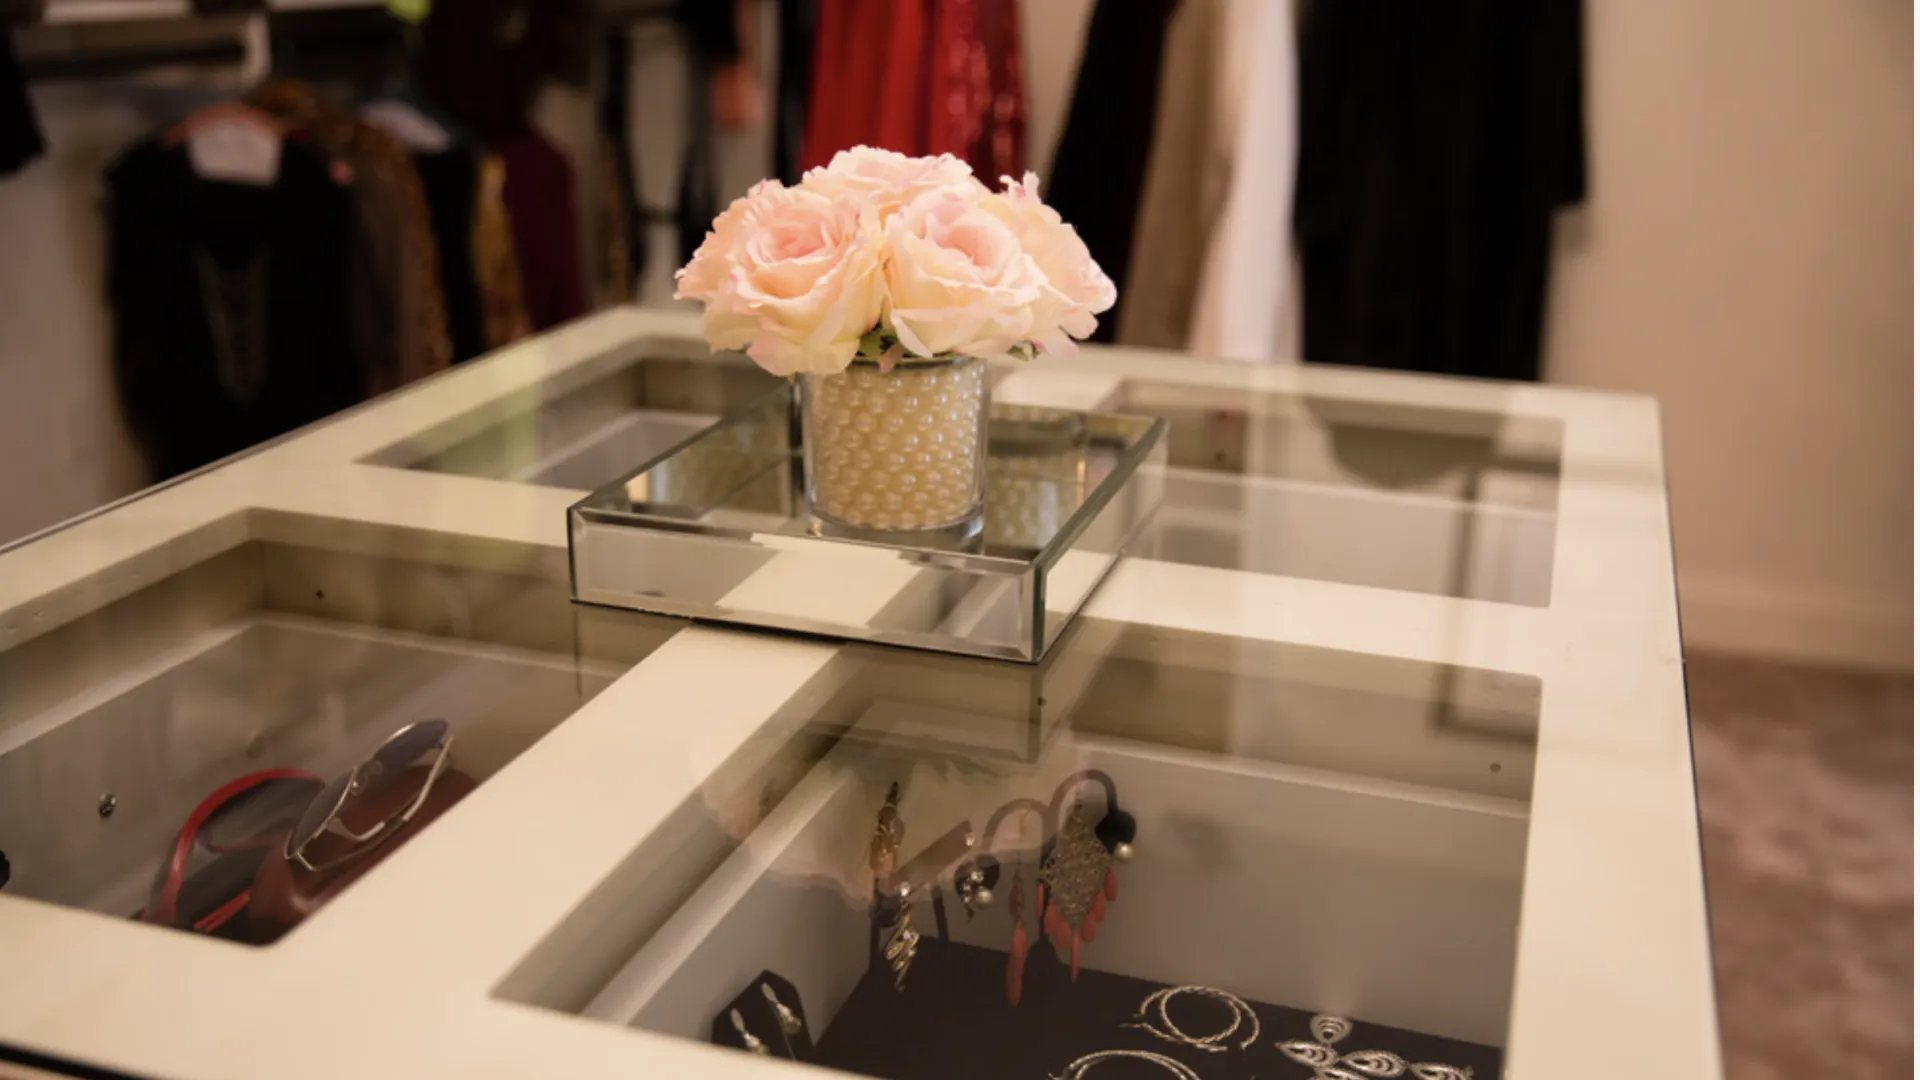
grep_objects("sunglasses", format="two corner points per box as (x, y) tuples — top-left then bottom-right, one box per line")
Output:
(284, 718), (455, 875)
(145, 767), (322, 932)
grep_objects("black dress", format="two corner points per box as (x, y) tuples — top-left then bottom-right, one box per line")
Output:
(106, 137), (371, 480)
(1294, 0), (1586, 382)
(1043, 0), (1181, 345)
(412, 143), (488, 364)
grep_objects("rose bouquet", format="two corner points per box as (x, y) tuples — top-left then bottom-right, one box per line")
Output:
(674, 146), (1116, 375)
(674, 147), (1114, 538)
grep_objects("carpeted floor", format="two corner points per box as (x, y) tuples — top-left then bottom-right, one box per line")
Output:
(1686, 653), (1914, 1080)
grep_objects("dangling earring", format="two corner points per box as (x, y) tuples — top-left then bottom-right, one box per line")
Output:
(761, 982), (803, 1036)
(730, 1008), (769, 1056)
(881, 881), (919, 990)
(1006, 854), (1030, 1006)
(1037, 771), (1136, 982)
(962, 797), (1049, 1004)
(869, 784), (918, 991)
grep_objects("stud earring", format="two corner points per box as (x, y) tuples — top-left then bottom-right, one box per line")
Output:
(955, 854), (999, 916)
(729, 1008), (769, 1056)
(761, 982), (803, 1036)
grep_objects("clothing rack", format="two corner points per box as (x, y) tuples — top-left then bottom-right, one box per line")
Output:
(13, 12), (265, 82)
(595, 0), (675, 26)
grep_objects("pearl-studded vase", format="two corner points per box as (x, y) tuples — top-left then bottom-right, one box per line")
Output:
(800, 355), (990, 542)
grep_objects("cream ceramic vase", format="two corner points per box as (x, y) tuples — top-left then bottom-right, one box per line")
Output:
(800, 355), (990, 541)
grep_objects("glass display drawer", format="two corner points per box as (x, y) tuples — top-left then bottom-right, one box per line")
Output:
(0, 310), (1713, 1080)
(0, 516), (676, 944)
(367, 348), (780, 491)
(501, 625), (1538, 1080)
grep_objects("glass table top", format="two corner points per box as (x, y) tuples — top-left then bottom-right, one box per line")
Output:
(0, 311), (1709, 1080)
(568, 389), (1168, 661)
(520, 622), (1536, 1079)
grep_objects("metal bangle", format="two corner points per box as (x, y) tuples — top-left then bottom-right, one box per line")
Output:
(1050, 1049), (1205, 1080)
(1126, 985), (1261, 1052)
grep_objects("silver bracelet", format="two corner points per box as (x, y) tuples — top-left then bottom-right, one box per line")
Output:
(1125, 985), (1261, 1052)
(1049, 1049), (1205, 1080)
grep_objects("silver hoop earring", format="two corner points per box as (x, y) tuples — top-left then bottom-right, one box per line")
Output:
(729, 1008), (769, 1056)
(1125, 985), (1260, 1052)
(1050, 1049), (1204, 1080)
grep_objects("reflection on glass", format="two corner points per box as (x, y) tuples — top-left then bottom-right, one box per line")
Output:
(510, 623), (1537, 1080)
(0, 532), (678, 944)
(1114, 381), (1564, 606)
(569, 387), (1168, 662)
(368, 353), (779, 491)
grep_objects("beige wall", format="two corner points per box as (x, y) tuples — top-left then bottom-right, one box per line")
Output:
(1544, 0), (1913, 669)
(0, 81), (182, 546)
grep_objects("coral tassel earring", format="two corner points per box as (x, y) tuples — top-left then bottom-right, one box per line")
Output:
(1006, 920), (1028, 1006)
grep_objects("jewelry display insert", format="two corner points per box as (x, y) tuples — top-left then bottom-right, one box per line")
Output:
(505, 623), (1539, 1080)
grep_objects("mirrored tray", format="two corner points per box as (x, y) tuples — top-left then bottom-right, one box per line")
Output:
(568, 386), (1168, 662)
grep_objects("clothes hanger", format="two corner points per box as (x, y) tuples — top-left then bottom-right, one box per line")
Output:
(361, 98), (454, 152)
(360, 4), (460, 154)
(168, 103), (285, 187)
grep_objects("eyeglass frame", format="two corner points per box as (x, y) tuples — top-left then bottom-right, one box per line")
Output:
(284, 719), (455, 875)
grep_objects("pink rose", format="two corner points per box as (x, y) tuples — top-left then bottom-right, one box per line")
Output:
(800, 146), (986, 221)
(983, 172), (1117, 353)
(676, 184), (886, 376)
(674, 179), (781, 303)
(882, 188), (1044, 360)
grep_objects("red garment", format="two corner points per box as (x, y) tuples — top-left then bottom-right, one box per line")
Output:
(800, 0), (1025, 179)
(800, 0), (925, 170)
(979, 0), (1026, 180)
(491, 127), (587, 331)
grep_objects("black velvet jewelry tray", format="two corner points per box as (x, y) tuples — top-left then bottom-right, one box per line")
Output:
(811, 938), (1502, 1079)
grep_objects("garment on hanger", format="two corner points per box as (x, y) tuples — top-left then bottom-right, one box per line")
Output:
(927, 0), (1026, 181)
(800, 0), (1024, 179)
(1294, 0), (1586, 382)
(772, 0), (818, 185)
(595, 140), (635, 307)
(411, 143), (489, 361)
(800, 0), (919, 172)
(251, 79), (451, 392)
(599, 29), (644, 294)
(1115, 0), (1230, 351)
(492, 125), (586, 331)
(1044, 0), (1179, 345)
(107, 137), (370, 481)
(362, 95), (495, 363)
(420, 0), (586, 142)
(1188, 0), (1298, 362)
(0, 33), (43, 179)
(473, 152), (534, 348)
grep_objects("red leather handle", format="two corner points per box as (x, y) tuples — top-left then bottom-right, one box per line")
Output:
(149, 767), (319, 929)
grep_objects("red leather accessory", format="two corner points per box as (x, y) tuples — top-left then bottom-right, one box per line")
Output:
(143, 768), (321, 933)
(249, 763), (475, 942)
